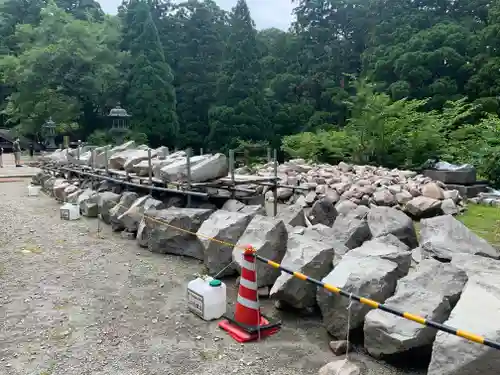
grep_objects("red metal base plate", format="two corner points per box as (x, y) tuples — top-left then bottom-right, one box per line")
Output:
(218, 317), (280, 343)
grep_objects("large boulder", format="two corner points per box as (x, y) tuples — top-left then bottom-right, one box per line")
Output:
(147, 208), (214, 259)
(308, 197), (338, 227)
(118, 196), (165, 233)
(109, 192), (139, 231)
(189, 153), (229, 183)
(95, 141), (136, 168)
(152, 151), (187, 178)
(123, 149), (159, 172)
(317, 235), (411, 337)
(62, 185), (79, 201)
(232, 215), (288, 287)
(367, 206), (418, 249)
(270, 233), (335, 309)
(158, 155), (207, 182)
(331, 214), (372, 252)
(66, 189), (85, 204)
(300, 225), (351, 262)
(426, 274), (500, 375)
(364, 259), (468, 357)
(80, 191), (99, 217)
(97, 192), (121, 224)
(420, 215), (500, 260)
(108, 149), (140, 170)
(451, 253), (500, 277)
(276, 204), (306, 227)
(221, 199), (246, 212)
(53, 180), (70, 201)
(198, 210), (254, 276)
(404, 196), (442, 219)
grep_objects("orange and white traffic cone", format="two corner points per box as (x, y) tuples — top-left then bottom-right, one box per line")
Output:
(218, 245), (281, 343)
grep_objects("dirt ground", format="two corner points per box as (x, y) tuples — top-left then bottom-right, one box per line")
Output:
(0, 179), (426, 375)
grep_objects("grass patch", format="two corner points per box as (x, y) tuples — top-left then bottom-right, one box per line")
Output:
(414, 204), (500, 248)
(457, 204), (500, 247)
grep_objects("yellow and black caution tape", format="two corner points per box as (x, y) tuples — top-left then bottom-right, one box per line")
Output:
(40, 168), (500, 351)
(254, 252), (500, 350)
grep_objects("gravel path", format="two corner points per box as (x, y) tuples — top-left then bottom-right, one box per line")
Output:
(0, 180), (426, 375)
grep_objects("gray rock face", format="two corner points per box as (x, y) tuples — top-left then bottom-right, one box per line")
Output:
(331, 214), (372, 251)
(441, 198), (459, 215)
(364, 259), (468, 357)
(450, 253), (500, 277)
(404, 196), (442, 219)
(270, 233), (335, 309)
(109, 192), (139, 231)
(189, 153), (228, 183)
(317, 235), (411, 337)
(158, 155), (206, 181)
(96, 192), (121, 224)
(239, 205), (266, 216)
(232, 215), (288, 287)
(276, 204), (306, 227)
(147, 208), (214, 259)
(79, 190), (98, 217)
(308, 197), (338, 227)
(221, 199), (246, 212)
(427, 274), (500, 375)
(367, 206), (418, 249)
(53, 180), (70, 200)
(197, 210), (253, 276)
(300, 225), (350, 262)
(118, 196), (165, 233)
(420, 215), (500, 260)
(136, 217), (149, 248)
(66, 188), (84, 204)
(335, 200), (358, 216)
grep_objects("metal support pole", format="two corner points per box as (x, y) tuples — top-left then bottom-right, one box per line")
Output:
(91, 149), (96, 190)
(104, 148), (109, 175)
(267, 148), (272, 164)
(273, 149), (278, 217)
(229, 149), (235, 200)
(200, 148), (203, 156)
(186, 148), (192, 208)
(148, 148), (153, 196)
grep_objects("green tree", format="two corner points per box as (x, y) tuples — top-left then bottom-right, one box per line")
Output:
(0, 2), (124, 138)
(124, 0), (178, 147)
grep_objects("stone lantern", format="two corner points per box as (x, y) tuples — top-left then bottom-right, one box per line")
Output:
(108, 104), (131, 144)
(42, 117), (57, 150)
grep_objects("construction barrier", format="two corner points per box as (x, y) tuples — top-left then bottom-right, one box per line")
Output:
(254, 252), (500, 351)
(37, 175), (500, 351)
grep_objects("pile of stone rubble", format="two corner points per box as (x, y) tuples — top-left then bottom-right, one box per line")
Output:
(32, 168), (500, 375)
(41, 142), (475, 219)
(470, 189), (500, 207)
(255, 159), (467, 219)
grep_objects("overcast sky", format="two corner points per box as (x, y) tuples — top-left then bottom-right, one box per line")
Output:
(97, 0), (294, 30)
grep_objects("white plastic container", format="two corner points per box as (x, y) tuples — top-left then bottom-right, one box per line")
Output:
(60, 202), (80, 221)
(187, 276), (226, 320)
(27, 185), (41, 197)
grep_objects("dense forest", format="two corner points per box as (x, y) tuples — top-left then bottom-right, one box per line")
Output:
(0, 0), (499, 184)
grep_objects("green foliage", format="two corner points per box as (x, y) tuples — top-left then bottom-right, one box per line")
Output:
(0, 0), (499, 188)
(125, 0), (178, 147)
(87, 129), (111, 146)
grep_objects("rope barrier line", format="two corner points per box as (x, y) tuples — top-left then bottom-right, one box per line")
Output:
(254, 253), (500, 351)
(40, 176), (500, 351)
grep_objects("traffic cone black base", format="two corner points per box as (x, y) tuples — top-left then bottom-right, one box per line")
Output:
(218, 311), (281, 343)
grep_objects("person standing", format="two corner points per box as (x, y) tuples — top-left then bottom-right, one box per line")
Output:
(0, 146), (3, 168)
(13, 138), (21, 167)
(29, 142), (34, 159)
